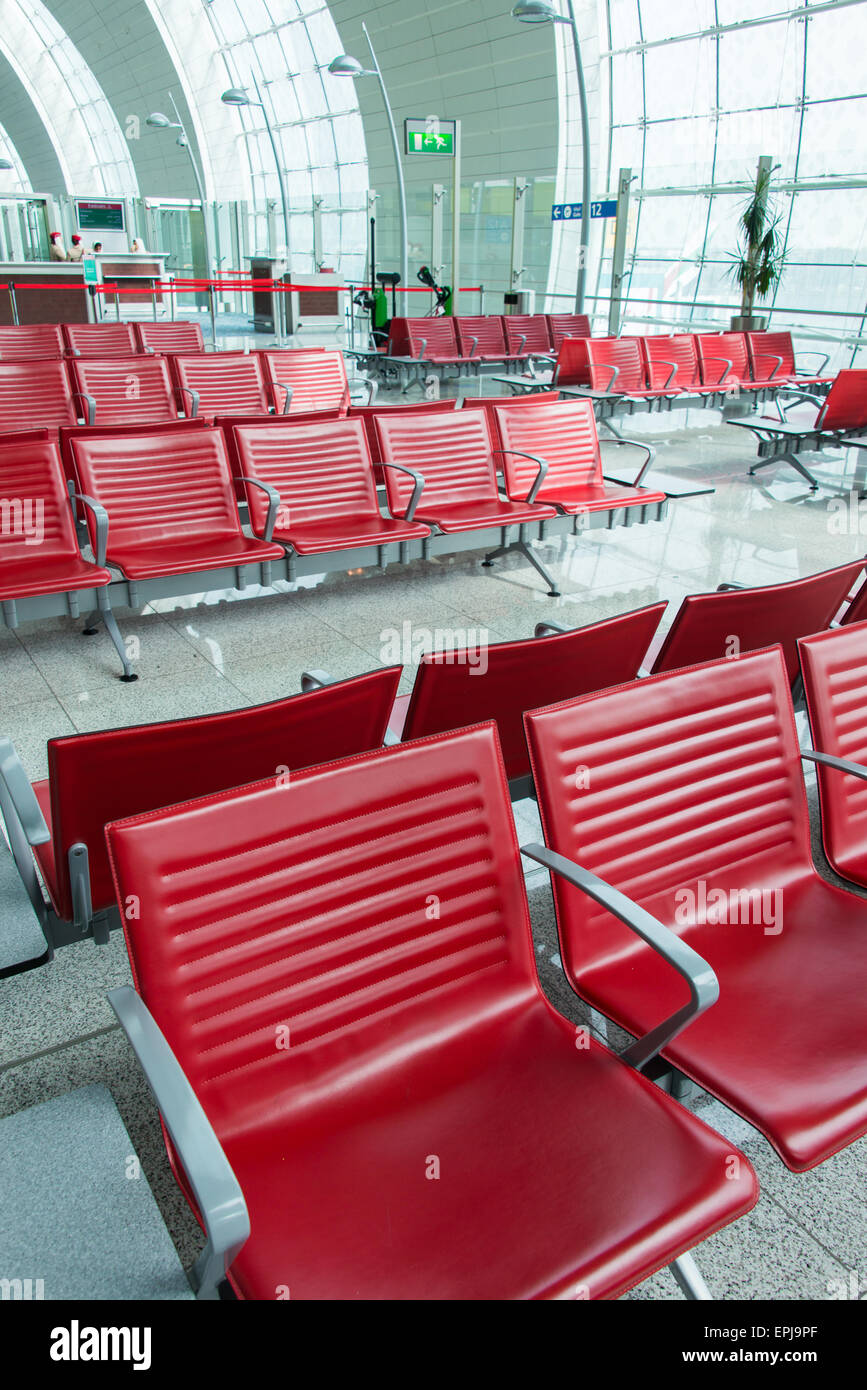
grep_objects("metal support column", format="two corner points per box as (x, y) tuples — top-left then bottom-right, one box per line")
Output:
(313, 195), (324, 271)
(451, 120), (462, 315)
(510, 176), (529, 294)
(608, 167), (632, 337)
(432, 184), (446, 282)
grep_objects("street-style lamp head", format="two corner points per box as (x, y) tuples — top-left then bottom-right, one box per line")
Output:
(513, 1), (559, 20)
(0, 158), (14, 170)
(146, 112), (175, 128)
(327, 54), (375, 77)
(221, 88), (258, 106)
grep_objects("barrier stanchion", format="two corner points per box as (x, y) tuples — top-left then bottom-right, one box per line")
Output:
(207, 283), (217, 349)
(7, 282), (18, 326)
(150, 277), (158, 322)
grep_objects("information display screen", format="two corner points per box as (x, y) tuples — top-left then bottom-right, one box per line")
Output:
(76, 201), (125, 232)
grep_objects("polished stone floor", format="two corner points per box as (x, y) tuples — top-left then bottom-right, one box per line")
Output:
(1, 388), (865, 1300)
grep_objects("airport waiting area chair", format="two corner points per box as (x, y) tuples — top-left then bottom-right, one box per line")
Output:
(0, 359), (79, 433)
(134, 320), (205, 355)
(169, 352), (272, 417)
(524, 645), (867, 1171)
(67, 354), (178, 426)
(0, 323), (65, 359)
(104, 722), (757, 1298)
(62, 322), (140, 358)
(729, 368), (867, 487)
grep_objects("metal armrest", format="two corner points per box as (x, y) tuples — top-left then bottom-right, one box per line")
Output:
(597, 362), (621, 392)
(468, 336), (479, 357)
(364, 377), (378, 405)
(521, 843), (719, 1071)
(760, 353), (784, 382)
(516, 333), (527, 355)
(238, 476), (281, 542)
(417, 338), (427, 361)
(795, 350), (830, 374)
(529, 354), (557, 368)
(802, 749), (867, 782)
(493, 448), (548, 503)
(534, 621), (569, 636)
(600, 436), (655, 485)
(773, 387), (823, 423)
(716, 581), (746, 591)
(0, 737), (49, 846)
(271, 381), (294, 415)
(378, 460), (425, 522)
(702, 355), (733, 386)
(300, 669), (338, 691)
(177, 384), (200, 418)
(71, 390), (96, 426)
(68, 487), (109, 566)
(652, 358), (679, 390)
(108, 986), (250, 1299)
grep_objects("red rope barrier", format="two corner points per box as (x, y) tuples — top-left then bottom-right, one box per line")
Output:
(6, 278), (484, 295)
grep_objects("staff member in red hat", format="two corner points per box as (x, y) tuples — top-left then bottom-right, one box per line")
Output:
(67, 234), (85, 262)
(48, 231), (67, 261)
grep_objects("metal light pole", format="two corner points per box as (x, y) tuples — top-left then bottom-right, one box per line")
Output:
(221, 80), (292, 263)
(147, 95), (215, 280)
(329, 23), (408, 314)
(512, 0), (591, 314)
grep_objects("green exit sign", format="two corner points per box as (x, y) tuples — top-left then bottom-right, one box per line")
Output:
(405, 118), (456, 156)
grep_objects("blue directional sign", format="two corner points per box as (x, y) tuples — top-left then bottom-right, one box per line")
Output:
(552, 200), (618, 221)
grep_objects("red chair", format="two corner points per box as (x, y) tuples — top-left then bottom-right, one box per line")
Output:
(454, 316), (523, 366)
(386, 317), (476, 376)
(60, 419), (209, 495)
(564, 336), (665, 400)
(493, 397), (666, 522)
(67, 426), (284, 587)
(62, 322), (139, 358)
(501, 314), (552, 358)
(546, 314), (591, 351)
(134, 321), (205, 355)
(640, 335), (722, 397)
(461, 391), (560, 454)
(105, 722), (757, 1298)
(258, 348), (351, 415)
(0, 359), (79, 432)
(745, 331), (831, 389)
(233, 418), (431, 558)
(349, 399), (457, 467)
(649, 561), (865, 686)
(525, 645), (867, 1171)
(216, 411), (344, 501)
(67, 355), (177, 426)
(169, 352), (271, 417)
(799, 621), (867, 889)
(0, 668), (400, 952)
(695, 331), (751, 389)
(394, 603), (667, 791)
(0, 324), (65, 359)
(730, 370), (867, 488)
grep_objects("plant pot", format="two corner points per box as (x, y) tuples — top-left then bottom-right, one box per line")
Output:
(730, 314), (767, 331)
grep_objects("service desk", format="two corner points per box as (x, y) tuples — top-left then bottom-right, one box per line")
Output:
(0, 263), (90, 325)
(95, 254), (167, 320)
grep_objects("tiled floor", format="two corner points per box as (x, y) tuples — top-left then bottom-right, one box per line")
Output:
(1, 387), (865, 1299)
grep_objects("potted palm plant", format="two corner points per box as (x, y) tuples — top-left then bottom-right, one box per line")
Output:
(729, 164), (787, 331)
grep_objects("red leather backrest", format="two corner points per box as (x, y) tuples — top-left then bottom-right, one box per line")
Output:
(170, 352), (270, 415)
(106, 723), (537, 1135)
(651, 560), (866, 685)
(0, 324), (65, 359)
(234, 418), (378, 531)
(641, 335), (701, 389)
(547, 315), (591, 350)
(349, 400), (457, 465)
(69, 426), (243, 553)
(501, 315), (551, 353)
(134, 321), (205, 354)
(216, 413), (342, 496)
(403, 603), (666, 780)
(398, 317), (459, 357)
(462, 391), (560, 455)
(842, 574), (867, 625)
(260, 349), (349, 415)
(0, 436), (80, 566)
(798, 622), (867, 878)
(555, 336), (592, 387)
(525, 648), (813, 988)
(696, 332), (750, 384)
(0, 359), (77, 431)
(62, 323), (139, 357)
(48, 666), (402, 923)
(746, 331), (795, 382)
(68, 356), (177, 425)
(60, 419), (208, 492)
(494, 397), (602, 498)
(587, 337), (647, 392)
(819, 371), (867, 431)
(376, 409), (499, 514)
(454, 317), (508, 356)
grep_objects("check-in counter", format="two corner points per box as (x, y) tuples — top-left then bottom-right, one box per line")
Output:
(0, 263), (90, 325)
(94, 254), (167, 319)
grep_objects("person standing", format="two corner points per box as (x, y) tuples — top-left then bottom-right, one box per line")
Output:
(48, 231), (67, 261)
(67, 235), (85, 262)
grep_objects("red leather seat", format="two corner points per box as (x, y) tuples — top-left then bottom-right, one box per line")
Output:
(0, 435), (111, 602)
(0, 324), (65, 359)
(60, 419), (209, 494)
(259, 348), (349, 415)
(454, 316), (522, 364)
(640, 335), (720, 395)
(170, 352), (271, 417)
(650, 561), (865, 685)
(546, 314), (591, 351)
(375, 409), (557, 531)
(27, 668), (400, 923)
(62, 322), (139, 358)
(0, 359), (78, 432)
(493, 398), (667, 514)
(67, 355), (177, 425)
(232, 418), (431, 553)
(799, 621), (867, 889)
(574, 336), (667, 398)
(501, 314), (552, 357)
(525, 646), (867, 1170)
(216, 411), (344, 500)
(461, 391), (560, 454)
(695, 332), (751, 388)
(397, 603), (666, 780)
(746, 330), (831, 388)
(349, 399), (457, 467)
(387, 317), (475, 368)
(134, 321), (205, 355)
(106, 722), (757, 1299)
(67, 427), (284, 580)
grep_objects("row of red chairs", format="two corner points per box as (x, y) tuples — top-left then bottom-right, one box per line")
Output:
(522, 329), (833, 402)
(0, 348), (356, 431)
(358, 313), (591, 376)
(4, 619), (867, 1294)
(0, 320), (207, 359)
